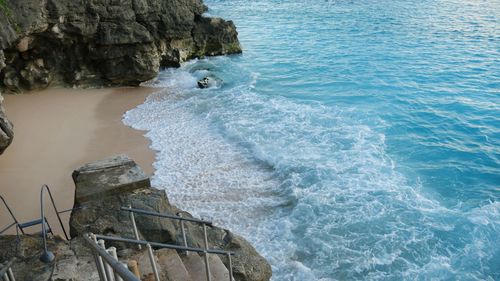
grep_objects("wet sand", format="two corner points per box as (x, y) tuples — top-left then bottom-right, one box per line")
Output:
(0, 87), (157, 234)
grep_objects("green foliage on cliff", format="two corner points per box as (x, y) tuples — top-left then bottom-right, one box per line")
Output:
(0, 0), (12, 17)
(0, 0), (20, 34)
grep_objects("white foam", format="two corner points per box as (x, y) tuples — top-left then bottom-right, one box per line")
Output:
(125, 60), (500, 280)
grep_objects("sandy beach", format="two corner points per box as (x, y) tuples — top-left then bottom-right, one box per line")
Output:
(0, 87), (157, 235)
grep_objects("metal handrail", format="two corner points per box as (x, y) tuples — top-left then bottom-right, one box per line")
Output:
(40, 184), (73, 263)
(93, 234), (235, 256)
(91, 233), (234, 281)
(0, 195), (23, 235)
(83, 234), (140, 281)
(120, 207), (213, 225)
(0, 222), (17, 236)
(41, 185), (69, 240)
(120, 206), (234, 281)
(0, 257), (16, 281)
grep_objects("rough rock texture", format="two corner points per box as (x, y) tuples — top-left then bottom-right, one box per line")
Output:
(0, 156), (271, 280)
(0, 235), (98, 281)
(0, 0), (241, 92)
(0, 48), (13, 154)
(0, 0), (241, 154)
(0, 91), (13, 154)
(70, 155), (272, 281)
(72, 154), (151, 203)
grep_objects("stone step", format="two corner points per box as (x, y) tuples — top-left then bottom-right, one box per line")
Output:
(207, 254), (230, 281)
(181, 253), (230, 281)
(128, 248), (192, 281)
(156, 248), (192, 281)
(182, 253), (209, 281)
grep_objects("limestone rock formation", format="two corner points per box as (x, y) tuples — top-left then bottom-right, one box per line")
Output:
(0, 0), (241, 92)
(0, 91), (13, 154)
(70, 155), (272, 281)
(0, 0), (241, 154)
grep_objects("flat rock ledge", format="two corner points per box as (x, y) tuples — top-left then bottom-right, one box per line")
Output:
(0, 155), (271, 281)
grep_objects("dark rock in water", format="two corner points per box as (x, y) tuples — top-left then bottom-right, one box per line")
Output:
(198, 75), (223, 89)
(198, 77), (210, 88)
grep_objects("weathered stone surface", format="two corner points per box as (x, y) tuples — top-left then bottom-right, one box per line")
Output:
(0, 0), (241, 93)
(0, 235), (97, 281)
(0, 91), (13, 155)
(222, 232), (273, 281)
(70, 155), (179, 244)
(0, 0), (241, 154)
(72, 154), (151, 203)
(70, 155), (271, 281)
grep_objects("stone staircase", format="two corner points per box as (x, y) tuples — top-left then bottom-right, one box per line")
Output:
(129, 247), (229, 281)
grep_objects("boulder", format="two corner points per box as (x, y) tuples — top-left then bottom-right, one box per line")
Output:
(0, 0), (242, 93)
(71, 154), (151, 203)
(0, 92), (13, 154)
(198, 77), (210, 88)
(197, 75), (223, 89)
(69, 155), (177, 244)
(69, 155), (272, 281)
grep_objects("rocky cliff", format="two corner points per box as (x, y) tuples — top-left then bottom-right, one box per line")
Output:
(0, 155), (271, 281)
(0, 0), (242, 154)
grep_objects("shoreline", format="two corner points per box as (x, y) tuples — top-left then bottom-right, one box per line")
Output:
(0, 87), (157, 234)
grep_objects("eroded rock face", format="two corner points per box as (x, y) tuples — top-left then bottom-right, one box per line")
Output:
(0, 49), (13, 154)
(0, 0), (241, 93)
(0, 92), (13, 155)
(0, 0), (241, 155)
(70, 155), (272, 281)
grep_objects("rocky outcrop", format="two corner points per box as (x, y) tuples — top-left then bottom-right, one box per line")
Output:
(0, 0), (241, 92)
(0, 155), (271, 280)
(0, 46), (13, 154)
(0, 235), (98, 281)
(69, 155), (272, 281)
(0, 91), (13, 154)
(0, 0), (241, 154)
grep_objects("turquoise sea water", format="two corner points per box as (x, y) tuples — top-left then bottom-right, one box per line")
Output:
(124, 0), (500, 280)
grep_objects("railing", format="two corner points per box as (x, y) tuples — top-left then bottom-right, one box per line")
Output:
(1, 185), (75, 237)
(0, 195), (23, 235)
(85, 233), (235, 281)
(0, 258), (16, 281)
(84, 234), (140, 281)
(120, 206), (234, 281)
(1, 185), (80, 264)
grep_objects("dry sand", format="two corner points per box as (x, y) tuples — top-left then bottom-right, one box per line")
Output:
(0, 87), (157, 234)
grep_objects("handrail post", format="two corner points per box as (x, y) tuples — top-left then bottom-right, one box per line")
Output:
(108, 247), (123, 281)
(203, 224), (212, 281)
(0, 195), (24, 234)
(227, 253), (233, 281)
(128, 205), (141, 250)
(99, 240), (115, 281)
(83, 234), (140, 281)
(91, 234), (108, 281)
(177, 212), (188, 255)
(146, 243), (160, 281)
(39, 185), (55, 263)
(42, 185), (69, 240)
(7, 267), (15, 281)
